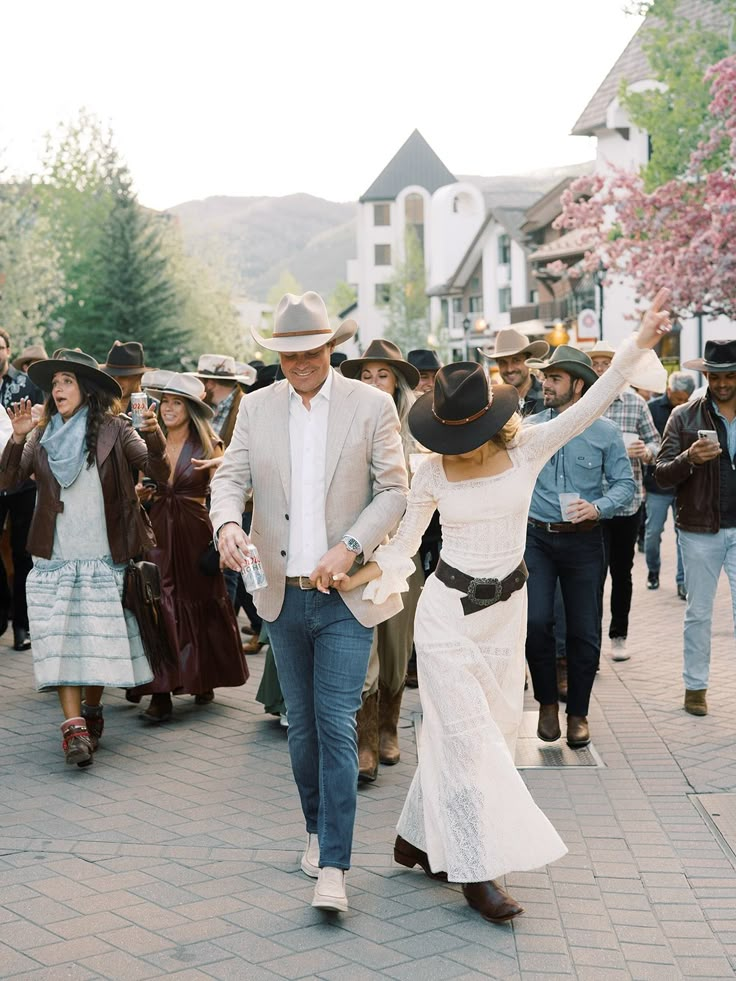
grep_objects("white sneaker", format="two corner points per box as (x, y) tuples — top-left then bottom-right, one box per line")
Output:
(312, 867), (348, 912)
(611, 637), (630, 662)
(280, 712), (289, 728)
(300, 833), (320, 878)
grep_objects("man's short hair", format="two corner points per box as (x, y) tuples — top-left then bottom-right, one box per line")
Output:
(0, 328), (10, 349)
(668, 371), (695, 395)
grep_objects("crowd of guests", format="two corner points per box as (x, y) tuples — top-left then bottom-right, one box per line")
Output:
(0, 286), (733, 924)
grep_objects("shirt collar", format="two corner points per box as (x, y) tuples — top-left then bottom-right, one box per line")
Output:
(288, 366), (333, 404)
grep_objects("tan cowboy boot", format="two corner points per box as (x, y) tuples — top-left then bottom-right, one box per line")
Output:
(378, 682), (403, 765)
(356, 691), (379, 782)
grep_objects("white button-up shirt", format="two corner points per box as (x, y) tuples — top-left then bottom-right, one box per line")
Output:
(286, 369), (332, 576)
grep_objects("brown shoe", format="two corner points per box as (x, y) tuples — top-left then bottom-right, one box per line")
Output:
(537, 703), (560, 742)
(684, 689), (708, 716)
(81, 702), (104, 751)
(242, 636), (265, 654)
(556, 657), (568, 702)
(566, 715), (590, 748)
(462, 881), (524, 923)
(356, 691), (379, 782)
(378, 683), (403, 765)
(393, 835), (448, 881)
(194, 690), (215, 705)
(60, 718), (93, 767)
(142, 692), (173, 723)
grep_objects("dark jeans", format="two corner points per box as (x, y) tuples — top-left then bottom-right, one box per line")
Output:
(601, 508), (642, 639)
(0, 487), (36, 631)
(525, 524), (605, 717)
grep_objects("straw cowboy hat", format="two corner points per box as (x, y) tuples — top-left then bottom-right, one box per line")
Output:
(683, 339), (736, 373)
(141, 370), (214, 419)
(479, 328), (549, 362)
(251, 291), (357, 353)
(13, 343), (48, 373)
(193, 354), (256, 387)
(100, 340), (154, 376)
(588, 339), (617, 359)
(526, 345), (598, 389)
(340, 339), (420, 389)
(29, 349), (123, 397)
(408, 363), (519, 455)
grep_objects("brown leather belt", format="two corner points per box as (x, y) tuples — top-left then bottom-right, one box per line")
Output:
(435, 557), (528, 616)
(285, 576), (317, 590)
(527, 516), (599, 534)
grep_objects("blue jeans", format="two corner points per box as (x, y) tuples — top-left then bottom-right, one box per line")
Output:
(645, 492), (684, 585)
(680, 528), (736, 691)
(267, 587), (373, 870)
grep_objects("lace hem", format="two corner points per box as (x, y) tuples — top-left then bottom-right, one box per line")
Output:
(363, 547), (416, 606)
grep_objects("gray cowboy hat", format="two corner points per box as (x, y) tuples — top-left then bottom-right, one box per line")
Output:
(479, 327), (549, 362)
(100, 340), (155, 376)
(141, 370), (214, 419)
(193, 354), (256, 387)
(683, 339), (736, 373)
(340, 339), (420, 389)
(28, 349), (122, 397)
(526, 345), (598, 389)
(251, 291), (357, 353)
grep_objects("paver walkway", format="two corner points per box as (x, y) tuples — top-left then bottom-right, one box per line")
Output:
(0, 526), (734, 980)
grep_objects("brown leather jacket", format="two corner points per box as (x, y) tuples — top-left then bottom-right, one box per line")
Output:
(654, 396), (721, 534)
(0, 415), (170, 561)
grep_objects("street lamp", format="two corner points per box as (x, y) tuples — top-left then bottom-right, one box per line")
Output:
(463, 316), (489, 360)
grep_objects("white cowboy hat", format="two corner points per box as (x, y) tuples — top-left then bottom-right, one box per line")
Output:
(251, 291), (357, 353)
(479, 327), (549, 362)
(193, 354), (256, 386)
(141, 370), (214, 419)
(588, 339), (617, 358)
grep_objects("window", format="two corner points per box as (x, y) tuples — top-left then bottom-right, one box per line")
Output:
(440, 298), (449, 327)
(498, 287), (511, 313)
(405, 193), (425, 251)
(452, 298), (463, 314)
(468, 296), (483, 313)
(470, 276), (480, 292)
(498, 234), (511, 265)
(375, 283), (391, 306)
(374, 244), (391, 265)
(373, 203), (390, 226)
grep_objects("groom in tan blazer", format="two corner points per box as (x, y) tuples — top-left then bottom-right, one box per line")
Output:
(210, 291), (408, 913)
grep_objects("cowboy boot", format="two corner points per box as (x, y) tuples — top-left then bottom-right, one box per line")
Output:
(462, 881), (524, 923)
(60, 718), (93, 768)
(378, 682), (403, 765)
(81, 702), (104, 751)
(556, 657), (568, 702)
(356, 691), (379, 783)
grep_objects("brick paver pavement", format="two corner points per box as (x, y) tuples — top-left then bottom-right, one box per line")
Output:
(0, 525), (734, 980)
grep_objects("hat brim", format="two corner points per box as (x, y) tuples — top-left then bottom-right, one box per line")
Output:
(28, 359), (123, 398)
(250, 318), (357, 353)
(144, 387), (214, 420)
(480, 339), (549, 361)
(526, 357), (599, 389)
(682, 358), (736, 372)
(408, 383), (519, 455)
(340, 356), (420, 389)
(194, 371), (255, 385)
(100, 364), (154, 377)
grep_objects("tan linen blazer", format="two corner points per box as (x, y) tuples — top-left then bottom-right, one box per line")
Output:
(209, 369), (409, 627)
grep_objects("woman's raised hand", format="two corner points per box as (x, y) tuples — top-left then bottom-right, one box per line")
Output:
(636, 288), (672, 349)
(7, 398), (38, 442)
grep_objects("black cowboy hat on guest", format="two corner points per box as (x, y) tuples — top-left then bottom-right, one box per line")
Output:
(683, 339), (736, 373)
(409, 363), (519, 455)
(28, 349), (123, 397)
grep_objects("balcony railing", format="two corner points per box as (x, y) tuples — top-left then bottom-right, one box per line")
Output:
(510, 289), (596, 326)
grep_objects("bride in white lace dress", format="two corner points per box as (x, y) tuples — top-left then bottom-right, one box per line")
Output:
(335, 291), (672, 923)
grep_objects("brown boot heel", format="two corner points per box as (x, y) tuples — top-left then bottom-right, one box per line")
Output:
(393, 835), (448, 881)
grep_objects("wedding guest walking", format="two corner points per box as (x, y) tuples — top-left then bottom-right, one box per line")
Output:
(0, 350), (169, 766)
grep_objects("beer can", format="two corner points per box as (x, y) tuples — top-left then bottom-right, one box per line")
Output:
(239, 544), (268, 592)
(130, 392), (148, 429)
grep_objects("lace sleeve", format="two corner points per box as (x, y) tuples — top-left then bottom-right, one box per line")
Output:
(522, 336), (657, 466)
(363, 457), (438, 605)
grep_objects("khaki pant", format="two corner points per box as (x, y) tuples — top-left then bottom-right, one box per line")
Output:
(364, 553), (423, 697)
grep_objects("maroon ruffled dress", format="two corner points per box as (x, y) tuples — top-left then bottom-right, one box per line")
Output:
(129, 437), (248, 696)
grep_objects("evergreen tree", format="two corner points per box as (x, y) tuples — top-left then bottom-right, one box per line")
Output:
(384, 228), (430, 354)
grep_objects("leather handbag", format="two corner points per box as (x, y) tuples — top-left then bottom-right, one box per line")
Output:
(198, 540), (221, 576)
(122, 559), (177, 672)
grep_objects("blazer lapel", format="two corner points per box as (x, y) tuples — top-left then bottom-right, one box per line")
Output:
(324, 373), (358, 491)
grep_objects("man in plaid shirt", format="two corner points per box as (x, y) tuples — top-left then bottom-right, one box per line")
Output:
(590, 343), (660, 661)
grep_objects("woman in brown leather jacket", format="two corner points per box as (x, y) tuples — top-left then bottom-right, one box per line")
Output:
(0, 349), (170, 768)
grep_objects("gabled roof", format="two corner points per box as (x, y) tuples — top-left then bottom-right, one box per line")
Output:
(359, 130), (456, 203)
(572, 0), (729, 136)
(528, 227), (597, 263)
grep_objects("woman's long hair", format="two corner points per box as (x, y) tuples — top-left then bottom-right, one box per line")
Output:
(39, 376), (120, 467)
(157, 399), (218, 458)
(389, 369), (418, 462)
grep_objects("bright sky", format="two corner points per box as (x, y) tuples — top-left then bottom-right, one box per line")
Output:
(1, 1), (644, 210)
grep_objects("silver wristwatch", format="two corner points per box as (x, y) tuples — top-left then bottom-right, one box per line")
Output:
(341, 535), (362, 555)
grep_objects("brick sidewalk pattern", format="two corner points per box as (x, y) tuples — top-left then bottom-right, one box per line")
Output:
(0, 526), (734, 980)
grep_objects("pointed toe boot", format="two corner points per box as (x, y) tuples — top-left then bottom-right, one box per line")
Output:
(462, 881), (524, 923)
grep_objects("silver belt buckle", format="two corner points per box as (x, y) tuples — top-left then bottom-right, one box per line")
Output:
(298, 575), (312, 590)
(467, 576), (502, 607)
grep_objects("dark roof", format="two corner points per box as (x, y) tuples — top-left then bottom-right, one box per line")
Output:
(572, 0), (730, 136)
(359, 130), (456, 203)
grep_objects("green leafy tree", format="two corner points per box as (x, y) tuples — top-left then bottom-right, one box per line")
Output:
(384, 228), (430, 354)
(621, 0), (736, 189)
(327, 280), (357, 317)
(266, 270), (303, 310)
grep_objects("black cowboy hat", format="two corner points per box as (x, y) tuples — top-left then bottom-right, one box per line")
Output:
(340, 339), (420, 389)
(408, 362), (519, 455)
(407, 349), (442, 372)
(100, 340), (154, 376)
(683, 339), (736, 373)
(29, 349), (123, 397)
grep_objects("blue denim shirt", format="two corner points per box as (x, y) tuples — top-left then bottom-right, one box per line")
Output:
(527, 410), (636, 522)
(711, 399), (736, 461)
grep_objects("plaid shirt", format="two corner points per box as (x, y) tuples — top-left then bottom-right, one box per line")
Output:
(210, 388), (236, 437)
(603, 389), (660, 516)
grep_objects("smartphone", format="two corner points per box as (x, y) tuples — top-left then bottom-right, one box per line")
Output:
(697, 429), (718, 443)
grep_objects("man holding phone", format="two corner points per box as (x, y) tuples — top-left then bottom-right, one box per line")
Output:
(655, 340), (736, 717)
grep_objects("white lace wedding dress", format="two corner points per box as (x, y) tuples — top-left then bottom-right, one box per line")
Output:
(364, 337), (651, 883)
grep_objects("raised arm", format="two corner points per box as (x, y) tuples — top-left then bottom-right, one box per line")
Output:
(119, 410), (171, 484)
(0, 399), (40, 489)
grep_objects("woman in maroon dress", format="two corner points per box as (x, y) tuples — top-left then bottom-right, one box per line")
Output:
(129, 371), (248, 721)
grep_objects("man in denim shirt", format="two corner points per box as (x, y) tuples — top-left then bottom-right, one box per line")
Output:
(524, 346), (635, 749)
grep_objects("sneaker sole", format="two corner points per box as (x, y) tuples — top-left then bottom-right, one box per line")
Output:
(312, 895), (348, 912)
(300, 859), (319, 878)
(611, 654), (631, 662)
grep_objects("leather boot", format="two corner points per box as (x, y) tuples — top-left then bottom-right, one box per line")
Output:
(684, 689), (708, 716)
(393, 835), (447, 881)
(378, 682), (403, 765)
(142, 692), (173, 723)
(356, 691), (379, 783)
(537, 703), (560, 742)
(81, 702), (104, 751)
(566, 715), (590, 748)
(60, 718), (93, 768)
(556, 657), (568, 702)
(462, 881), (524, 923)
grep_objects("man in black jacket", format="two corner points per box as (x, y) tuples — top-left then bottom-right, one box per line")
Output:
(655, 340), (736, 717)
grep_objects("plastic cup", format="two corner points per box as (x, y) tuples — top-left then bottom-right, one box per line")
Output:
(559, 493), (580, 520)
(622, 432), (639, 448)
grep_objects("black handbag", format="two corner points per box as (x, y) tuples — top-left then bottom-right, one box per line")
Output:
(122, 559), (177, 673)
(198, 540), (221, 576)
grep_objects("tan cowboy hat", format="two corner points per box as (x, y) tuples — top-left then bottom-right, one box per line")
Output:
(193, 354), (256, 386)
(340, 339), (420, 389)
(479, 328), (549, 362)
(141, 370), (214, 419)
(251, 291), (357, 353)
(12, 343), (48, 373)
(588, 339), (617, 359)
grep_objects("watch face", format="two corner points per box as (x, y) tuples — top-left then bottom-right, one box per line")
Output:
(343, 536), (360, 553)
